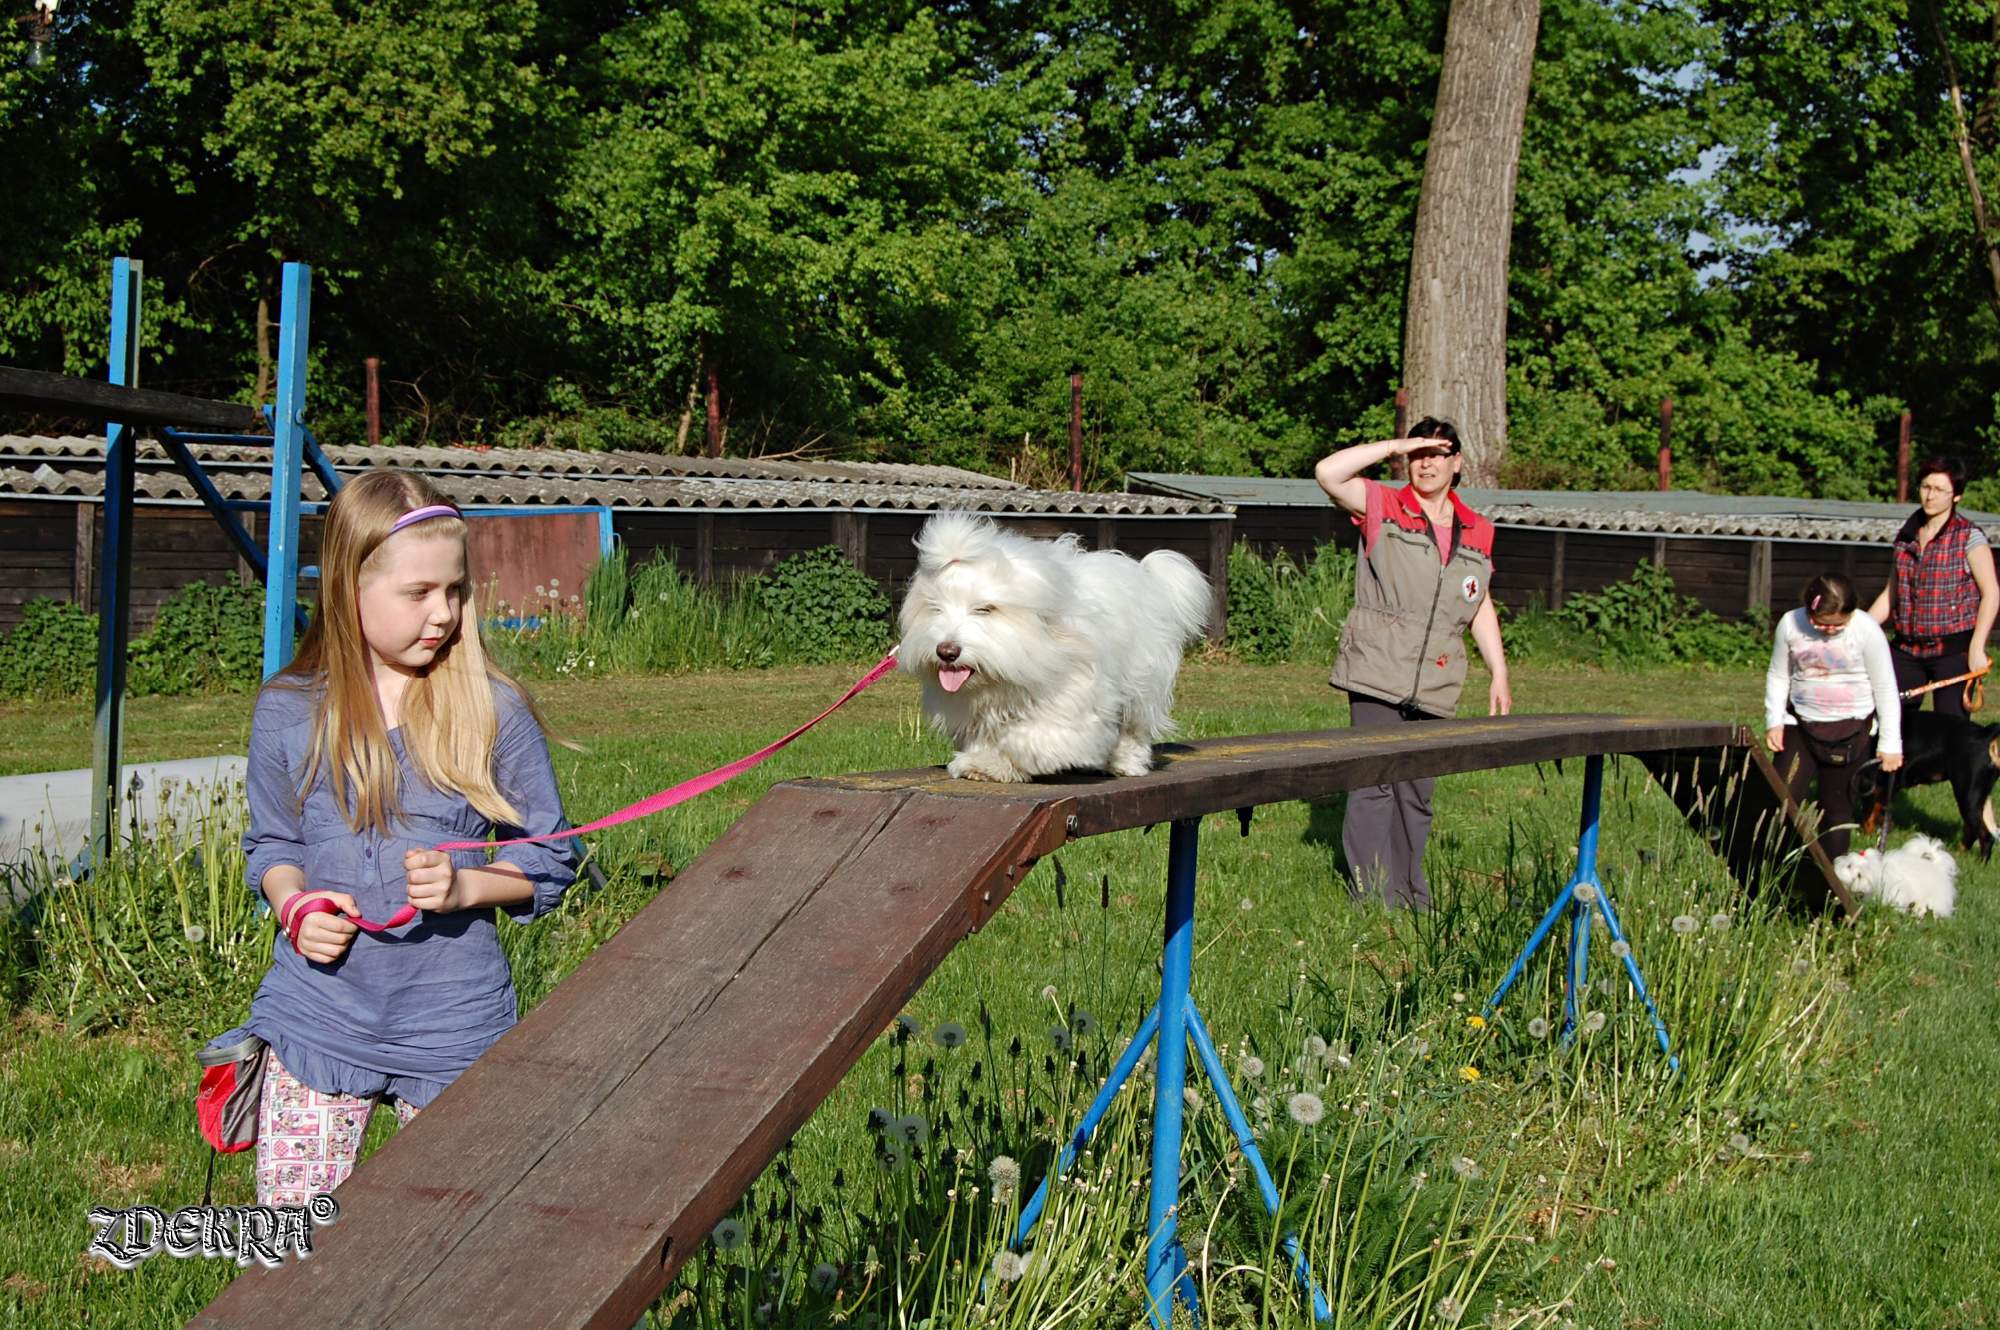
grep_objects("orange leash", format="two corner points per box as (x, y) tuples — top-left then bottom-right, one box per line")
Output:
(1898, 661), (1989, 712)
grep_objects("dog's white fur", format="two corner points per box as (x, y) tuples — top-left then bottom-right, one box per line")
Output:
(1833, 834), (1958, 918)
(896, 512), (1212, 781)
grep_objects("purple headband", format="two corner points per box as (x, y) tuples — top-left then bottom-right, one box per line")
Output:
(389, 503), (461, 534)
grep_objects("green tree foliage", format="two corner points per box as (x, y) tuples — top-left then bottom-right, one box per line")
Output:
(1, 0), (1992, 491)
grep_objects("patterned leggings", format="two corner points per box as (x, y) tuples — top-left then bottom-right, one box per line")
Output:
(254, 1047), (419, 1208)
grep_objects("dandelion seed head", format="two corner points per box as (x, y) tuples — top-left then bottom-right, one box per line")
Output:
(1451, 1155), (1482, 1180)
(1729, 1132), (1752, 1155)
(1240, 1056), (1266, 1078)
(897, 1114), (930, 1146)
(1610, 940), (1631, 959)
(1574, 884), (1598, 904)
(1791, 957), (1812, 977)
(1672, 914), (1700, 935)
(809, 1262), (838, 1293)
(991, 1250), (1028, 1283)
(1069, 1010), (1097, 1038)
(1528, 1017), (1551, 1039)
(711, 1218), (746, 1251)
(1287, 1092), (1326, 1126)
(1047, 1025), (1072, 1051)
(866, 1106), (893, 1133)
(184, 924), (206, 943)
(1435, 1294), (1465, 1324)
(895, 1014), (922, 1039)
(1303, 1035), (1328, 1059)
(988, 1155), (1021, 1187)
(934, 1022), (968, 1049)
(1239, 897), (1255, 911)
(1183, 1087), (1202, 1112)
(1583, 1011), (1607, 1034)
(1040, 984), (1058, 1002)
(1709, 912), (1732, 932)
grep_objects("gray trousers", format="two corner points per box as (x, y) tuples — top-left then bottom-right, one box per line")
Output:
(1342, 692), (1437, 910)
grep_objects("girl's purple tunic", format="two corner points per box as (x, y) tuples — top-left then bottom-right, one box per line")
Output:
(236, 676), (578, 1107)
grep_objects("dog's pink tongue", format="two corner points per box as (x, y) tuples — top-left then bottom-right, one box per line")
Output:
(938, 665), (973, 693)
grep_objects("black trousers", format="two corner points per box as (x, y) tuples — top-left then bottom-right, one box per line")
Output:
(1892, 643), (1972, 727)
(1775, 719), (1874, 861)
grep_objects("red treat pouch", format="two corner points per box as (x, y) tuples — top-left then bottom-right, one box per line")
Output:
(196, 1028), (268, 1154)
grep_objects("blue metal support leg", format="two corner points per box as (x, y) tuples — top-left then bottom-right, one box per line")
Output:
(1483, 755), (1677, 1072)
(1012, 817), (1333, 1326)
(89, 256), (143, 866)
(1146, 818), (1198, 1326)
(263, 262), (312, 679)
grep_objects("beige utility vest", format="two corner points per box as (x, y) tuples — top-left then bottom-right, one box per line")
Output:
(1328, 482), (1496, 718)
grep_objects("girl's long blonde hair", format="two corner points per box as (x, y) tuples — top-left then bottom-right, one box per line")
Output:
(274, 469), (550, 836)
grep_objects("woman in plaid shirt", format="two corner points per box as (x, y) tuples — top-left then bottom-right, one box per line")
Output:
(1867, 456), (2000, 724)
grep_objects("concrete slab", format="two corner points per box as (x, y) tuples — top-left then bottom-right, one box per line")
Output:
(1, 755), (246, 902)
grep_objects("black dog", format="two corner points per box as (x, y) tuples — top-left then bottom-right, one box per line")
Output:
(1855, 711), (2000, 858)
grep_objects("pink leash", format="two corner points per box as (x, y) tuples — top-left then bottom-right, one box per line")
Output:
(438, 648), (903, 852)
(284, 650), (901, 938)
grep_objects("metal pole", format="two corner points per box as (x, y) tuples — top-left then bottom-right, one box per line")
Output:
(264, 262), (311, 679)
(1562, 755), (1603, 1037)
(1146, 818), (1199, 1328)
(1897, 410), (1912, 503)
(364, 356), (381, 446)
(90, 256), (142, 866)
(1657, 398), (1673, 492)
(1069, 370), (1083, 492)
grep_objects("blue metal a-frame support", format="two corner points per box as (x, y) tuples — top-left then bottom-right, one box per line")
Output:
(89, 257), (327, 864)
(1011, 819), (1333, 1327)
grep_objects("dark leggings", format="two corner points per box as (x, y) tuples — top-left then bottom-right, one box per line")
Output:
(1892, 645), (1972, 729)
(1776, 723), (1873, 861)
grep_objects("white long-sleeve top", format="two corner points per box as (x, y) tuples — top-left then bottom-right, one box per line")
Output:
(1764, 607), (1902, 755)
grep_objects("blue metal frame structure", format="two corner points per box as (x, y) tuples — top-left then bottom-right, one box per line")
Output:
(1483, 754), (1678, 1071)
(1012, 818), (1332, 1327)
(89, 258), (143, 863)
(87, 258), (318, 861)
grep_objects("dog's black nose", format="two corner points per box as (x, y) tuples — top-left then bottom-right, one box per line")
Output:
(936, 640), (961, 663)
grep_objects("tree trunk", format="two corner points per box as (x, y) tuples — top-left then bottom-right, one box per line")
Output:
(1929, 1), (2000, 316)
(1402, 0), (1541, 486)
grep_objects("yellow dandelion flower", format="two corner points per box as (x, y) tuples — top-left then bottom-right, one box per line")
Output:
(1465, 1015), (1486, 1030)
(1459, 1066), (1481, 1083)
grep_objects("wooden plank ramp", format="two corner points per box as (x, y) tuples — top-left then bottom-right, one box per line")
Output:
(189, 714), (1755, 1330)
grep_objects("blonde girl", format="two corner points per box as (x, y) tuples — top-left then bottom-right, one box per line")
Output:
(231, 469), (577, 1207)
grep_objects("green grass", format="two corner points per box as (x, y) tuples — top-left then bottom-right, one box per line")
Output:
(2, 658), (1993, 1327)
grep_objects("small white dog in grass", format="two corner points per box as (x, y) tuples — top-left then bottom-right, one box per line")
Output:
(896, 512), (1212, 781)
(1833, 834), (1958, 918)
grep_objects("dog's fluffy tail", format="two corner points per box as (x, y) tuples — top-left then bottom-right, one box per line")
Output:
(1140, 549), (1213, 645)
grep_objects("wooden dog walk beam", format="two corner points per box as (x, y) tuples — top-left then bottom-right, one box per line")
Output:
(190, 714), (1833, 1330)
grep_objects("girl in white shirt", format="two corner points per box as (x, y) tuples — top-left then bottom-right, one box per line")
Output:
(1765, 573), (1904, 859)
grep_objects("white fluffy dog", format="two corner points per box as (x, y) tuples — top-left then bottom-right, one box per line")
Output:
(1833, 834), (1958, 918)
(896, 512), (1212, 781)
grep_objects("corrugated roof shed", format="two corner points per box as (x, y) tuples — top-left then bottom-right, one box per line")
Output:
(1124, 472), (1993, 544)
(2, 435), (1222, 518)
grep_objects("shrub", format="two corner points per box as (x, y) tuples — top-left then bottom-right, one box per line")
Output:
(1226, 542), (1291, 662)
(0, 598), (98, 699)
(745, 546), (892, 665)
(127, 580), (266, 695)
(1552, 560), (1767, 668)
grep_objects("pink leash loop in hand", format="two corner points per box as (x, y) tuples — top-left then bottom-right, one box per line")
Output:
(282, 894), (418, 949)
(434, 648), (902, 854)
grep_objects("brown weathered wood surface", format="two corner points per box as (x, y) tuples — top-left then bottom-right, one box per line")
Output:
(0, 365), (264, 432)
(187, 713), (1744, 1329)
(189, 784), (1067, 1330)
(803, 714), (1737, 837)
(1637, 743), (1857, 918)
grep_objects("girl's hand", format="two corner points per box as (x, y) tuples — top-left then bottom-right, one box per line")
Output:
(1765, 726), (1785, 752)
(289, 891), (360, 965)
(1881, 752), (1904, 773)
(404, 849), (465, 913)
